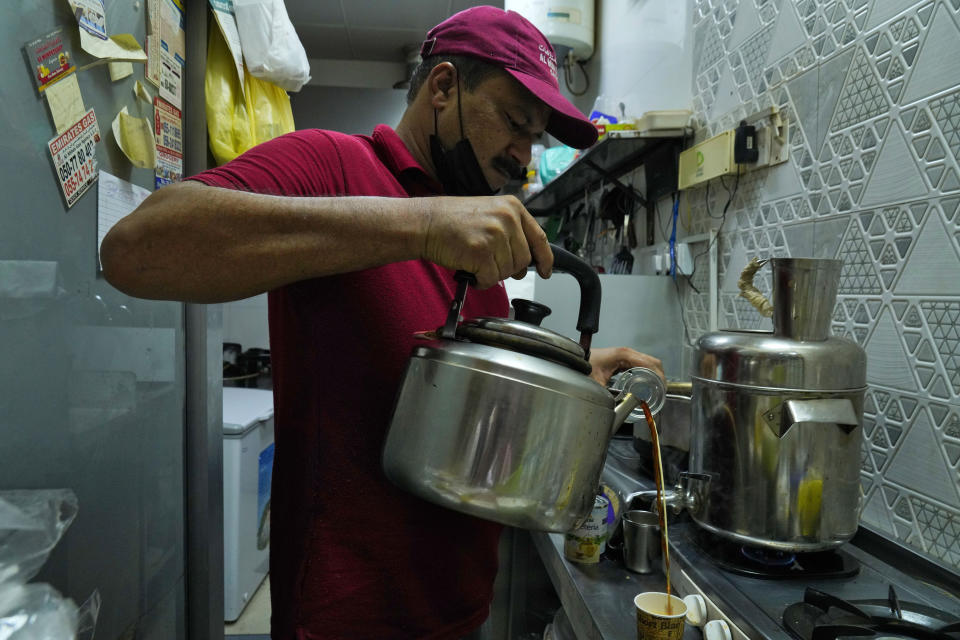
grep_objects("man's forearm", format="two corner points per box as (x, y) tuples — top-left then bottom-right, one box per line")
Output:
(100, 181), (426, 303)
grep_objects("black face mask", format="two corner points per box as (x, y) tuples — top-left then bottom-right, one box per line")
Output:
(429, 71), (497, 197)
(429, 134), (496, 196)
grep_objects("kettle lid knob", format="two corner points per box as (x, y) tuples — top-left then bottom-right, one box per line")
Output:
(511, 298), (552, 326)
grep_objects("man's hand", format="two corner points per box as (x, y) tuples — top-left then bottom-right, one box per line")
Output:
(419, 195), (554, 289)
(588, 347), (665, 387)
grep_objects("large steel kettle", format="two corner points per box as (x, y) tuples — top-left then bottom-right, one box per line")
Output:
(678, 257), (868, 552)
(382, 245), (642, 532)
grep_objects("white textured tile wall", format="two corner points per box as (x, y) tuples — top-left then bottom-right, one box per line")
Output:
(681, 0), (960, 569)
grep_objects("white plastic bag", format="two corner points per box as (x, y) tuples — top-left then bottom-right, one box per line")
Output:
(0, 490), (100, 640)
(233, 0), (311, 92)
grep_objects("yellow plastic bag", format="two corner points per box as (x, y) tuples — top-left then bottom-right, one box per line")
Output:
(244, 62), (295, 146)
(205, 21), (295, 166)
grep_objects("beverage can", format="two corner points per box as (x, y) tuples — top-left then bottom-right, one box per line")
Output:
(564, 494), (610, 564)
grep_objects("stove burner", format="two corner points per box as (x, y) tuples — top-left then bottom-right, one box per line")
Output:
(783, 587), (960, 640)
(693, 531), (860, 579)
(740, 545), (796, 567)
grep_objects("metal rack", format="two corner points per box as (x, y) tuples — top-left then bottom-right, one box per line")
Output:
(525, 130), (689, 217)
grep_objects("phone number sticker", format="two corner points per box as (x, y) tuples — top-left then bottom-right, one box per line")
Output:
(48, 108), (101, 207)
(154, 97), (182, 188)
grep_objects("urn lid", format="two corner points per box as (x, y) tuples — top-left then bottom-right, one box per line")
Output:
(692, 330), (867, 391)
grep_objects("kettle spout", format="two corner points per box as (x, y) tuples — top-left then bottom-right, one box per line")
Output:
(612, 392), (641, 435)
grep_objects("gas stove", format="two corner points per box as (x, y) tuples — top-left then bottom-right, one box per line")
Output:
(668, 520), (960, 640)
(783, 586), (960, 640)
(602, 437), (960, 640)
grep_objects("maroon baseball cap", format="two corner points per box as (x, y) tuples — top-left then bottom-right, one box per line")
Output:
(420, 5), (598, 149)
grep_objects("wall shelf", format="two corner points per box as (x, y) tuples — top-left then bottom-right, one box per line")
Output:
(524, 130), (689, 218)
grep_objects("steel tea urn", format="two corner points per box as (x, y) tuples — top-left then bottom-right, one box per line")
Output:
(682, 258), (867, 552)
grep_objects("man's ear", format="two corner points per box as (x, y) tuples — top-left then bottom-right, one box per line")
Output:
(427, 62), (457, 110)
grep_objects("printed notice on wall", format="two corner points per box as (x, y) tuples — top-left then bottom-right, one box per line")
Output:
(146, 0), (185, 107)
(97, 171), (151, 268)
(24, 27), (76, 92)
(208, 0), (245, 91)
(154, 96), (183, 188)
(45, 74), (86, 134)
(111, 107), (156, 169)
(77, 33), (147, 68)
(146, 0), (160, 87)
(67, 0), (108, 40)
(48, 108), (100, 208)
(97, 171), (150, 264)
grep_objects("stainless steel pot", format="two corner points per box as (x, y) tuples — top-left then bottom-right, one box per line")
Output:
(680, 258), (867, 552)
(382, 246), (644, 532)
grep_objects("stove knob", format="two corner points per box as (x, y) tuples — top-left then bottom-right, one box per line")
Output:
(704, 619), (732, 640)
(682, 594), (706, 627)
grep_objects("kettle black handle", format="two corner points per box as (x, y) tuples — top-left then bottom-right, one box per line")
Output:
(547, 244), (601, 338)
(453, 270), (477, 286)
(448, 246), (600, 354)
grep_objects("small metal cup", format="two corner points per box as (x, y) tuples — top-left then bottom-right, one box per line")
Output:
(622, 510), (661, 574)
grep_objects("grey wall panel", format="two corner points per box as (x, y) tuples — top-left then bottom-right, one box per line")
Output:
(532, 274), (685, 380)
(290, 85), (407, 133)
(1, 1), (187, 638)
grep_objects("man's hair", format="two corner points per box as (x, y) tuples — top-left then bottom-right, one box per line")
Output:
(405, 54), (503, 105)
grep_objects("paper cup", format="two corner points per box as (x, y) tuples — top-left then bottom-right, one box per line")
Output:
(634, 592), (687, 640)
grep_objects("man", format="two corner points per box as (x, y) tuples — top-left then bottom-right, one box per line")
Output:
(102, 6), (663, 639)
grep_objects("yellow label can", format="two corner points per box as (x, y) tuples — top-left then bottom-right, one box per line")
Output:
(563, 495), (609, 564)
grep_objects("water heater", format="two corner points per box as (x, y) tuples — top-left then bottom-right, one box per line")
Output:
(505, 0), (595, 61)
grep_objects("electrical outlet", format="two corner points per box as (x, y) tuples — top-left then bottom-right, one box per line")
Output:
(745, 108), (790, 172)
(637, 245), (666, 275)
(769, 117), (789, 165)
(637, 242), (695, 276)
(753, 122), (789, 168)
(675, 242), (695, 275)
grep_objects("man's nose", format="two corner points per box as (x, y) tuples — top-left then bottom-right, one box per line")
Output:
(509, 140), (532, 170)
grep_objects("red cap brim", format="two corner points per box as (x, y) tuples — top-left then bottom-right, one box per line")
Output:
(506, 68), (598, 149)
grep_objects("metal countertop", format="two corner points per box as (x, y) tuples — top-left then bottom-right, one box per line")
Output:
(530, 530), (701, 640)
(532, 437), (960, 640)
(530, 436), (702, 640)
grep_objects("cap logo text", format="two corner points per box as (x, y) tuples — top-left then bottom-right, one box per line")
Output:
(538, 43), (558, 80)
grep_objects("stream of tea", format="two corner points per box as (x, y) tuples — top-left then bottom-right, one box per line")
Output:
(640, 400), (672, 614)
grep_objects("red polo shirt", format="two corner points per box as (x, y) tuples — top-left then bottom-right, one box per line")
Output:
(190, 126), (508, 639)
